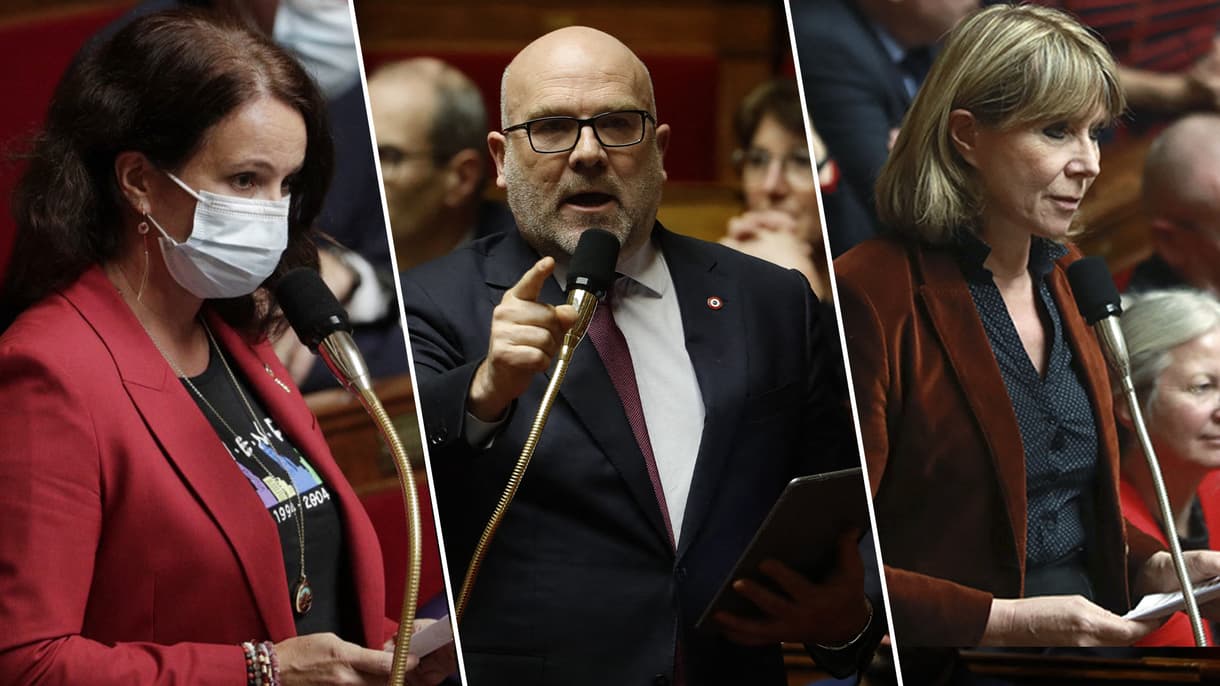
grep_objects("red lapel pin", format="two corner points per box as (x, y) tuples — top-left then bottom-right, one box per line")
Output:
(707, 296), (723, 310)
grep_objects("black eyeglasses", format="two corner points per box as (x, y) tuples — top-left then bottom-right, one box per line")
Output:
(503, 110), (656, 154)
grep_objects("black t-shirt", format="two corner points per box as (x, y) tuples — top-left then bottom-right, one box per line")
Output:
(183, 342), (359, 639)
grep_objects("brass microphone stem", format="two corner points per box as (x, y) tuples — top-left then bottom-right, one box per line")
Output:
(355, 386), (424, 683)
(1123, 378), (1206, 646)
(456, 289), (599, 623)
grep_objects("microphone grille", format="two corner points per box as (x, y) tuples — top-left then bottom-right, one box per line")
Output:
(1067, 256), (1123, 325)
(566, 229), (621, 296)
(273, 267), (352, 352)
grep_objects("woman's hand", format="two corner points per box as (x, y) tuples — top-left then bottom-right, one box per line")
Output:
(1135, 550), (1220, 596)
(1135, 550), (1220, 622)
(980, 596), (1159, 646)
(276, 632), (407, 686)
(383, 619), (459, 686)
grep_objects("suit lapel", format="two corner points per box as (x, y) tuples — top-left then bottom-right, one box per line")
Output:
(488, 230), (676, 553)
(913, 246), (1028, 567)
(64, 267), (297, 639)
(657, 230), (748, 560)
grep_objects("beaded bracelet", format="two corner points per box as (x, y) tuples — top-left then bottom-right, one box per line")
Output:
(259, 641), (281, 686)
(241, 640), (280, 686)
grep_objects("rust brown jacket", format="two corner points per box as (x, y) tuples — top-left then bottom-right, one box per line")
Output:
(836, 237), (1162, 646)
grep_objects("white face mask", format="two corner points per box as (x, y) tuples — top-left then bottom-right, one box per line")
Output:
(147, 172), (290, 299)
(272, 0), (360, 99)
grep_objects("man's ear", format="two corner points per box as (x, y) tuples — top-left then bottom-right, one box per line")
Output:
(1151, 218), (1188, 269)
(948, 109), (979, 168)
(443, 149), (484, 208)
(488, 132), (508, 190)
(655, 122), (671, 183)
(114, 151), (155, 215)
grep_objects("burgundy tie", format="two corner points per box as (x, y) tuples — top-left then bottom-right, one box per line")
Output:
(585, 287), (675, 548)
(586, 285), (686, 685)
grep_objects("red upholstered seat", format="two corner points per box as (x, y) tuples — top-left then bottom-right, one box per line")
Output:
(0, 5), (130, 277)
(359, 478), (447, 617)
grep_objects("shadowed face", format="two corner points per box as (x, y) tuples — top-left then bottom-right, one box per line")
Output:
(369, 75), (449, 242)
(741, 114), (821, 243)
(489, 28), (670, 261)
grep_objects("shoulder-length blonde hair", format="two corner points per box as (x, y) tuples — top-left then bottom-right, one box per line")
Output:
(876, 4), (1124, 244)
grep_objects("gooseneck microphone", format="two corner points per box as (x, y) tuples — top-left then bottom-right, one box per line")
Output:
(456, 229), (620, 622)
(1068, 257), (1206, 646)
(275, 269), (425, 683)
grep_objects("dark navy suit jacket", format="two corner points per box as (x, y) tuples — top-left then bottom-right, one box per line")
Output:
(402, 224), (871, 685)
(792, 0), (915, 253)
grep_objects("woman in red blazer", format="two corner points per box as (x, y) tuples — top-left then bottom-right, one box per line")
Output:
(1117, 290), (1220, 646)
(836, 4), (1220, 647)
(0, 10), (426, 685)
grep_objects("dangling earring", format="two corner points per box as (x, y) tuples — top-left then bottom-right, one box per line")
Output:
(135, 214), (152, 302)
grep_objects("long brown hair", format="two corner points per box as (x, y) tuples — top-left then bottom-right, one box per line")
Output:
(3, 8), (332, 336)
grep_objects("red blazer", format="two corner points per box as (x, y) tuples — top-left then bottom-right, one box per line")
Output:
(1120, 472), (1220, 646)
(836, 237), (1162, 646)
(0, 267), (390, 684)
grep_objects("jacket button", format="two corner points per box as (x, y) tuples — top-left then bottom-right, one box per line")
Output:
(675, 566), (688, 581)
(652, 675), (670, 686)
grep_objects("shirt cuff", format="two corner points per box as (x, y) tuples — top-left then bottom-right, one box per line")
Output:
(339, 250), (393, 323)
(463, 409), (507, 448)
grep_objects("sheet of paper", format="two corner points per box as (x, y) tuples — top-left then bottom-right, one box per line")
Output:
(1124, 576), (1220, 621)
(408, 614), (454, 657)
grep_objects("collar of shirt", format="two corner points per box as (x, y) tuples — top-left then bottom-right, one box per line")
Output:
(868, 20), (907, 67)
(953, 232), (1068, 284)
(552, 235), (668, 300)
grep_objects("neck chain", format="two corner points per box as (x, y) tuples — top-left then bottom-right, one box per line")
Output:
(147, 320), (314, 616)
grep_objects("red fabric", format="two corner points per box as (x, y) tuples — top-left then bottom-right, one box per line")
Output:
(0, 267), (390, 684)
(362, 49), (719, 182)
(1119, 473), (1220, 646)
(1038, 1), (1220, 72)
(359, 478), (446, 619)
(0, 5), (130, 280)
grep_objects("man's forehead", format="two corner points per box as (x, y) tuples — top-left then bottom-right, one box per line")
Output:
(502, 29), (654, 122)
(512, 75), (650, 119)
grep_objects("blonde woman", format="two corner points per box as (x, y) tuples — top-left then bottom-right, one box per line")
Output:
(837, 4), (1220, 646)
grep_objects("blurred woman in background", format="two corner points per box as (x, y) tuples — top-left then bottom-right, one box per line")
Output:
(721, 78), (832, 300)
(1118, 289), (1220, 645)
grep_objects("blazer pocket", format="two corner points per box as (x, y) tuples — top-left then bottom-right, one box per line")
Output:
(741, 381), (800, 423)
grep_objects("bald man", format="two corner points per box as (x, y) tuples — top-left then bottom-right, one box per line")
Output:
(402, 28), (879, 685)
(1128, 114), (1220, 294)
(368, 58), (512, 272)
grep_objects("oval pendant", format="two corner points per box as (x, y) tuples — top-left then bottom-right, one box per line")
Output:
(294, 577), (313, 615)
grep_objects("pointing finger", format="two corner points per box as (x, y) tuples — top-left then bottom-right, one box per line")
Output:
(507, 257), (556, 302)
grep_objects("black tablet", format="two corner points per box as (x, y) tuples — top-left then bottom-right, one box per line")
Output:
(696, 467), (870, 632)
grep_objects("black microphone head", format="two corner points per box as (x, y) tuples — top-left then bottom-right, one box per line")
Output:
(566, 228), (620, 297)
(274, 267), (353, 352)
(1067, 256), (1123, 325)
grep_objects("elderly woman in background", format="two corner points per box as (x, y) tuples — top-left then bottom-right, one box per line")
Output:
(0, 10), (447, 685)
(836, 4), (1220, 647)
(1118, 289), (1220, 645)
(720, 78), (833, 300)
